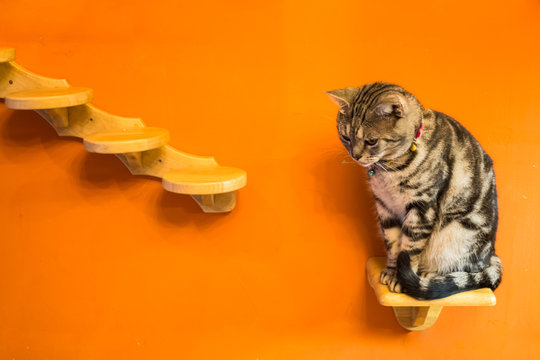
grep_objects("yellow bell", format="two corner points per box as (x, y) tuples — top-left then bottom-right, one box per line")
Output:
(410, 143), (417, 152)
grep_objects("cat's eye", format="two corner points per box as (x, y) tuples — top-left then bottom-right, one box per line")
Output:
(341, 134), (351, 143)
(365, 138), (378, 146)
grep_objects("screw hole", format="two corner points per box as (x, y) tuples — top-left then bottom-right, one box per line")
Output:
(158, 159), (162, 163)
(89, 118), (93, 122)
(8, 80), (13, 85)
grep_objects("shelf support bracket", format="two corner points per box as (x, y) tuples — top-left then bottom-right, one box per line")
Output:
(393, 306), (443, 331)
(191, 192), (236, 213)
(36, 108), (69, 129)
(123, 152), (143, 169)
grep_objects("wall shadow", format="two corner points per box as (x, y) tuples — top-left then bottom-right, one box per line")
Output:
(303, 139), (383, 256)
(0, 108), (62, 156)
(362, 282), (408, 335)
(154, 190), (233, 228)
(76, 151), (138, 188)
(307, 137), (405, 335)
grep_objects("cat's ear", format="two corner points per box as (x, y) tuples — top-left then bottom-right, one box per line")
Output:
(325, 87), (358, 109)
(374, 94), (406, 118)
(374, 103), (404, 118)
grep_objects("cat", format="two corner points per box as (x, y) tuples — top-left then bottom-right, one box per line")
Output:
(327, 82), (502, 300)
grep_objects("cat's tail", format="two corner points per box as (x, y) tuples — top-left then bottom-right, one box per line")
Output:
(396, 252), (502, 300)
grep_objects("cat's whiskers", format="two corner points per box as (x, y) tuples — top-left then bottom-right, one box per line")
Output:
(375, 162), (388, 172)
(380, 161), (398, 172)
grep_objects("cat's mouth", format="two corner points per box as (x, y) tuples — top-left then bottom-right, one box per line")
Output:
(354, 158), (380, 167)
(356, 161), (372, 167)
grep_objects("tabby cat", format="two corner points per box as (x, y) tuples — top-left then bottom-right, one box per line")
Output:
(327, 82), (502, 300)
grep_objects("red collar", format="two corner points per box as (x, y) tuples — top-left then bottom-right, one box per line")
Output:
(415, 122), (424, 139)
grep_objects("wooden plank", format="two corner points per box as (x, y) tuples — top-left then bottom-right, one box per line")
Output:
(163, 166), (247, 195)
(5, 87), (93, 109)
(84, 127), (170, 154)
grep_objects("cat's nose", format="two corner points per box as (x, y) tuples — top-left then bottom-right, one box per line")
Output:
(351, 147), (362, 161)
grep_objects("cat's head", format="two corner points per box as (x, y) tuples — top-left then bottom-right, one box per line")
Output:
(327, 83), (423, 167)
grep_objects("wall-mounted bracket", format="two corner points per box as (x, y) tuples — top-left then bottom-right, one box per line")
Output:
(366, 257), (496, 331)
(35, 108), (69, 128)
(191, 192), (237, 213)
(123, 152), (143, 168)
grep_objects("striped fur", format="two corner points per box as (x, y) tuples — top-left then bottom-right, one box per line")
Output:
(327, 82), (502, 300)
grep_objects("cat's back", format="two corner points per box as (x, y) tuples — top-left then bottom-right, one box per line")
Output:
(428, 110), (498, 226)
(369, 109), (497, 221)
(431, 110), (492, 164)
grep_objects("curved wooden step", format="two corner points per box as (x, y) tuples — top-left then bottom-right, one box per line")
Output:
(84, 127), (170, 154)
(163, 166), (247, 195)
(0, 47), (15, 63)
(5, 87), (93, 109)
(366, 257), (496, 331)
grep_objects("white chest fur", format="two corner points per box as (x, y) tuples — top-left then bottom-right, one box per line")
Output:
(369, 173), (411, 220)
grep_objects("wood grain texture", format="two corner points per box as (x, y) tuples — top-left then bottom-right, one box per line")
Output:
(191, 192), (238, 213)
(0, 47), (15, 62)
(84, 127), (170, 154)
(366, 257), (497, 307)
(114, 145), (217, 177)
(5, 87), (93, 109)
(62, 104), (145, 138)
(393, 306), (443, 331)
(0, 62), (69, 98)
(163, 166), (247, 195)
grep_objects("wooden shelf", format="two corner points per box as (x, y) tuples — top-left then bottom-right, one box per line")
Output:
(5, 87), (93, 109)
(162, 166), (247, 195)
(84, 127), (170, 154)
(366, 257), (496, 330)
(0, 46), (246, 213)
(0, 47), (15, 63)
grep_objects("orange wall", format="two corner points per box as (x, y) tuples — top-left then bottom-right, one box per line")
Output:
(1, 0), (539, 358)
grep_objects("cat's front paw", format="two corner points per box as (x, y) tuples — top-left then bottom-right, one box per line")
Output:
(380, 267), (395, 285)
(380, 268), (402, 293)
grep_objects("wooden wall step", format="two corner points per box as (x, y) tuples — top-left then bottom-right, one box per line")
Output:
(366, 257), (496, 331)
(84, 128), (170, 154)
(5, 87), (93, 109)
(0, 47), (246, 213)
